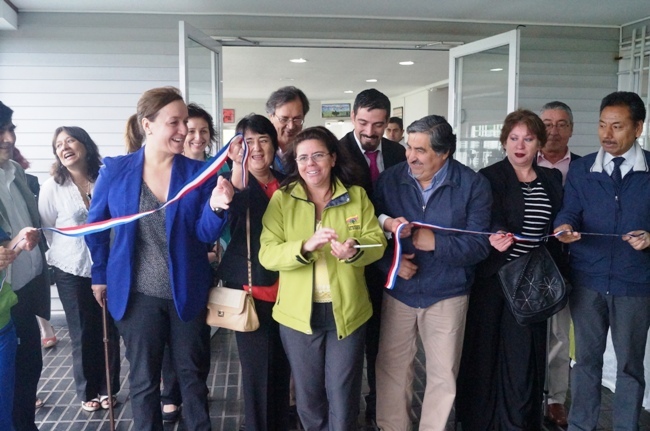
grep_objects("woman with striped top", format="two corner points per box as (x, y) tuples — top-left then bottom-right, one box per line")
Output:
(456, 109), (566, 431)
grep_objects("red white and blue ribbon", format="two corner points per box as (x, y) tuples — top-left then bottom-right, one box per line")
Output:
(43, 134), (246, 238)
(384, 222), (567, 290)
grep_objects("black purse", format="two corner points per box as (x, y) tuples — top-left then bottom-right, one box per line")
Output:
(497, 245), (568, 326)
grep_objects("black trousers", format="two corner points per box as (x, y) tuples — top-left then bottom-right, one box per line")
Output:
(363, 265), (384, 413)
(235, 298), (291, 431)
(54, 267), (120, 401)
(115, 292), (211, 431)
(456, 275), (546, 431)
(11, 280), (42, 431)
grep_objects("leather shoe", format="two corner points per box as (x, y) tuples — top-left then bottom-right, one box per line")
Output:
(162, 404), (181, 423)
(546, 403), (568, 427)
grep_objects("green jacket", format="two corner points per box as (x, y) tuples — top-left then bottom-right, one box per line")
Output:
(260, 179), (387, 339)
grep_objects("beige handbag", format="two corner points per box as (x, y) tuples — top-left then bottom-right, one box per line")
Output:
(206, 209), (260, 331)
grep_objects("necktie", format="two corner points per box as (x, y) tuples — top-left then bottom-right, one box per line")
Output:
(365, 150), (380, 184)
(611, 156), (625, 190)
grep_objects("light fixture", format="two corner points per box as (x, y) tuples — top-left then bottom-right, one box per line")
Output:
(490, 68), (504, 72)
(399, 61), (415, 66)
(290, 58), (307, 63)
(344, 90), (354, 94)
(366, 79), (378, 83)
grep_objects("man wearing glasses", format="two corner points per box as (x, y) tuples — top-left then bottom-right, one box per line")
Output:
(265, 86), (310, 173)
(536, 101), (581, 427)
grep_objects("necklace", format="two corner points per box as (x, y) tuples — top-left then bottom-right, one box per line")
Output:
(73, 177), (93, 202)
(521, 181), (534, 193)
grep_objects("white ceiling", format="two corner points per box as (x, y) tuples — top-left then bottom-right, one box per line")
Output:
(6, 0), (649, 101)
(8, 0), (649, 27)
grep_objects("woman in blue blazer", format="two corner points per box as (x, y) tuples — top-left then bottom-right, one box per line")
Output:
(85, 87), (233, 431)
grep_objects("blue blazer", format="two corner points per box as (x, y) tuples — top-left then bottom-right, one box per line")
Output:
(85, 148), (226, 322)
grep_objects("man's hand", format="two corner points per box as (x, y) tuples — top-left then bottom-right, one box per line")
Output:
(554, 224), (580, 244)
(412, 229), (435, 251)
(489, 231), (514, 252)
(397, 253), (418, 280)
(623, 230), (650, 251)
(385, 217), (412, 238)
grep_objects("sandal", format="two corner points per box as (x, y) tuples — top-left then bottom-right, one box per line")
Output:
(81, 398), (101, 412)
(100, 395), (117, 410)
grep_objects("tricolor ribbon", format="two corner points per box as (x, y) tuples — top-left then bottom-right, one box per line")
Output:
(383, 222), (642, 289)
(43, 134), (246, 238)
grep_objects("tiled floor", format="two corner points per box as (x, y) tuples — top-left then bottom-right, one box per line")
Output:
(35, 315), (650, 430)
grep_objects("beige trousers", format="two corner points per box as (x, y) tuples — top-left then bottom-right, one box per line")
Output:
(376, 293), (468, 431)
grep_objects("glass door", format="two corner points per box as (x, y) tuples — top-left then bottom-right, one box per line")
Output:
(179, 21), (223, 150)
(448, 30), (520, 170)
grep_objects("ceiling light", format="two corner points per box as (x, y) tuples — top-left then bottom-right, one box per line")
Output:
(366, 79), (378, 83)
(490, 68), (504, 72)
(290, 58), (307, 63)
(399, 61), (415, 66)
(344, 90), (354, 94)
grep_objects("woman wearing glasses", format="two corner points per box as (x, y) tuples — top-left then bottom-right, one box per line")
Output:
(259, 126), (386, 431)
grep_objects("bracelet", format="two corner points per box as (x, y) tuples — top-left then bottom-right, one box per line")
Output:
(212, 207), (224, 216)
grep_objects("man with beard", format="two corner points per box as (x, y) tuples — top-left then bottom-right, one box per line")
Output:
(339, 88), (406, 423)
(536, 101), (581, 427)
(266, 86), (310, 173)
(0, 101), (50, 431)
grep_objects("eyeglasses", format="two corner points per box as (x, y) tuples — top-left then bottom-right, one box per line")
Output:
(273, 115), (304, 126)
(544, 121), (571, 131)
(296, 152), (330, 165)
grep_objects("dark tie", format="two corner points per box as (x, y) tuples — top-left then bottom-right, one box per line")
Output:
(611, 156), (625, 190)
(365, 150), (380, 183)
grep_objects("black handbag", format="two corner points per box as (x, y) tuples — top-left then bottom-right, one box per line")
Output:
(497, 245), (568, 326)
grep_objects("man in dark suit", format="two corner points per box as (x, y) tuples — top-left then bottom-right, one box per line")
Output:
(536, 101), (581, 427)
(0, 101), (50, 431)
(338, 88), (406, 422)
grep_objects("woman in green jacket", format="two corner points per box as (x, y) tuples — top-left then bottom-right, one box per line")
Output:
(259, 126), (386, 431)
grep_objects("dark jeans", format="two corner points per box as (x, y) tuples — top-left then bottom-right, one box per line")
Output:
(11, 280), (43, 431)
(161, 345), (182, 406)
(280, 302), (366, 431)
(568, 285), (650, 431)
(54, 267), (120, 401)
(115, 292), (211, 431)
(0, 319), (17, 431)
(236, 298), (291, 431)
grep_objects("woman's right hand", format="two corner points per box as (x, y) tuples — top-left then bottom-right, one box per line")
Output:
(210, 176), (235, 211)
(92, 284), (107, 307)
(489, 231), (514, 252)
(301, 228), (338, 254)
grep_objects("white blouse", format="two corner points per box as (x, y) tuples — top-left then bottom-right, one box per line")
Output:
(38, 176), (93, 278)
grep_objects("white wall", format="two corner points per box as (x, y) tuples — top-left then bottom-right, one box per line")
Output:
(0, 12), (621, 183)
(518, 26), (619, 156)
